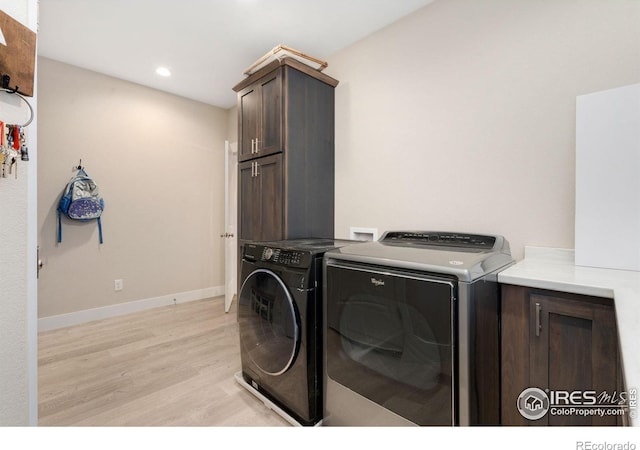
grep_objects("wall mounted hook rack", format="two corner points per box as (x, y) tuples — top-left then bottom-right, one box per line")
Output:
(1, 74), (34, 127)
(1, 74), (19, 93)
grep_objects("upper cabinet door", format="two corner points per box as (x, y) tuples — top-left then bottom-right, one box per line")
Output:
(238, 87), (259, 161)
(237, 68), (283, 162)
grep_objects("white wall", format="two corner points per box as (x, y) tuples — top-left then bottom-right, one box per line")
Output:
(327, 0), (640, 259)
(37, 58), (228, 320)
(0, 0), (38, 426)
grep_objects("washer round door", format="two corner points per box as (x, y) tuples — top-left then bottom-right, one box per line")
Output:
(238, 268), (300, 376)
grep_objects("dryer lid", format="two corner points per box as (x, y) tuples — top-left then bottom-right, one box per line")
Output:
(325, 231), (514, 282)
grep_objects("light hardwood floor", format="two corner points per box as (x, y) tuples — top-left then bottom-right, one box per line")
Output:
(38, 297), (290, 426)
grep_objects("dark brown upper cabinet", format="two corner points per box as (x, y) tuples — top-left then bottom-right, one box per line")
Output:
(233, 57), (339, 243)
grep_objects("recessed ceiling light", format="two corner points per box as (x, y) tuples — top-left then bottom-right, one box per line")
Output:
(155, 66), (171, 77)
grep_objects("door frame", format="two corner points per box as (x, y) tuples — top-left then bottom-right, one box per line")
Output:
(224, 140), (238, 312)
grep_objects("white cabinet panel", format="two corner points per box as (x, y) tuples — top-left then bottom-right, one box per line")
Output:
(575, 83), (640, 271)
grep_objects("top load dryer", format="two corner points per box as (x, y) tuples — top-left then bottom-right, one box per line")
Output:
(323, 231), (514, 426)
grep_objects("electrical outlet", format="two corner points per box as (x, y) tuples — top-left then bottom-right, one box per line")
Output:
(114, 279), (123, 291)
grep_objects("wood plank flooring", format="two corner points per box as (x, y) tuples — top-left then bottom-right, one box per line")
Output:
(38, 297), (289, 426)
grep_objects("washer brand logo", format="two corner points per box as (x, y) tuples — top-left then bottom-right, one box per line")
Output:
(370, 278), (385, 287)
(517, 388), (550, 420)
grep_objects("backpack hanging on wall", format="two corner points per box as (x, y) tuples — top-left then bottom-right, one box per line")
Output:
(57, 167), (105, 244)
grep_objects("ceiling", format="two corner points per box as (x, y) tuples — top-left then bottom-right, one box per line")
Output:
(37, 0), (434, 109)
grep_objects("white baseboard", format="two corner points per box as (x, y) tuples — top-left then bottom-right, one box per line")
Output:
(38, 286), (225, 332)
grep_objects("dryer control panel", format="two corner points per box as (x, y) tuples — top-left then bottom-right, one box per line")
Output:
(381, 231), (497, 250)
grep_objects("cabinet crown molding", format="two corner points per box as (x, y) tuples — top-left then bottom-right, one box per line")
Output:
(233, 57), (339, 93)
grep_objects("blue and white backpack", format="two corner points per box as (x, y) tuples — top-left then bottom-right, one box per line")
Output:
(57, 168), (104, 244)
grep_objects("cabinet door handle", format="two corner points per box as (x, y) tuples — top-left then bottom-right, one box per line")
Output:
(251, 139), (255, 154)
(535, 302), (542, 337)
(255, 138), (260, 153)
(255, 162), (260, 177)
(251, 161), (256, 177)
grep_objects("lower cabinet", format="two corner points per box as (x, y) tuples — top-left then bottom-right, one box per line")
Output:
(238, 153), (283, 242)
(501, 285), (625, 426)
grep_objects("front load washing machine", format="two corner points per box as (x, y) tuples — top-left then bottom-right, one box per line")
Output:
(237, 238), (355, 425)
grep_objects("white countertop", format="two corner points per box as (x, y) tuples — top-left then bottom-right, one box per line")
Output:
(498, 246), (640, 426)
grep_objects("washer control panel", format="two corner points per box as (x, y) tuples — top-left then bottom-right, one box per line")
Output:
(241, 244), (310, 268)
(261, 247), (304, 266)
